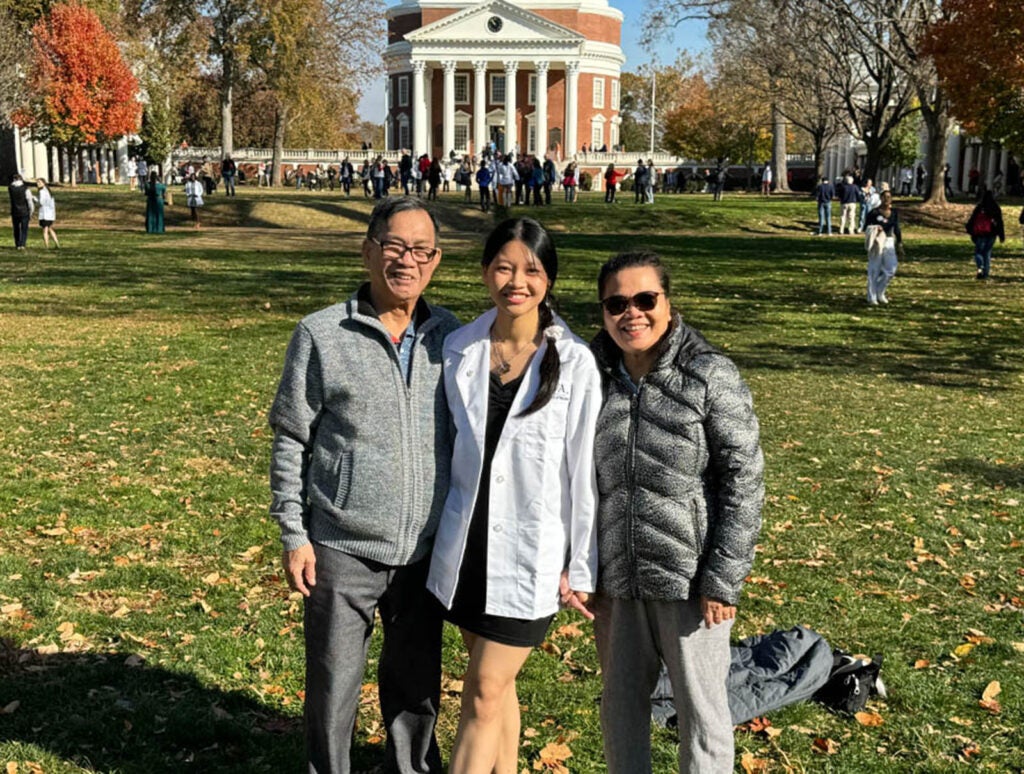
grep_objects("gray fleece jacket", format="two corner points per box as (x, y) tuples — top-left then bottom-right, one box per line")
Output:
(591, 316), (764, 604)
(269, 284), (460, 565)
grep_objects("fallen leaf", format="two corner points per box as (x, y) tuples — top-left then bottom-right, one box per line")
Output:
(979, 681), (1001, 714)
(913, 659), (930, 669)
(523, 727), (539, 738)
(6, 762), (17, 774)
(1, 700), (20, 714)
(855, 710), (884, 726)
(812, 737), (840, 754)
(1012, 642), (1024, 653)
(202, 571), (221, 585)
(953, 643), (975, 658)
(533, 741), (573, 773)
(554, 623), (584, 639)
(740, 751), (770, 773)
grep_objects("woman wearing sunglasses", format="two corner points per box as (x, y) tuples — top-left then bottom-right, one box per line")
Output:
(590, 250), (764, 773)
(427, 217), (600, 774)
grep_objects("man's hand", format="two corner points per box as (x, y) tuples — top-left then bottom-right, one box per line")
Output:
(699, 595), (736, 628)
(559, 570), (595, 621)
(283, 544), (317, 597)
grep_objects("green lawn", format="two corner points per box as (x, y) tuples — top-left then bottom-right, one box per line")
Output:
(1, 187), (1022, 773)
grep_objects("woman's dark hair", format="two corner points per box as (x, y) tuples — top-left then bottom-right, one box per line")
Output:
(979, 189), (999, 216)
(597, 250), (671, 299)
(482, 217), (560, 417)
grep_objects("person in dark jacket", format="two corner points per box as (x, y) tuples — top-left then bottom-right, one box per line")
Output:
(965, 189), (1005, 279)
(633, 160), (648, 204)
(542, 155), (557, 205)
(590, 250), (764, 774)
(815, 176), (836, 235)
(8, 173), (33, 249)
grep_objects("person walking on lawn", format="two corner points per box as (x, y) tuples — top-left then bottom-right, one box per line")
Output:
(965, 189), (1005, 279)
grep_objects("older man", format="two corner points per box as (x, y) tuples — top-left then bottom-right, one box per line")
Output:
(269, 197), (459, 774)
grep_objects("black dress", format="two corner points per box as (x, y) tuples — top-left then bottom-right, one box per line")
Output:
(444, 372), (555, 647)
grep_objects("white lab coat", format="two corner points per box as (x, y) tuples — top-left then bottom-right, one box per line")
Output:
(427, 308), (600, 620)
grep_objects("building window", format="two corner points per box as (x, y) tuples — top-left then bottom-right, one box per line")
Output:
(548, 127), (561, 152)
(490, 73), (505, 104)
(388, 81), (393, 109)
(454, 123), (469, 151)
(528, 124), (537, 154)
(398, 114), (410, 150)
(398, 76), (409, 107)
(528, 74), (537, 105)
(610, 123), (619, 149)
(611, 79), (620, 110)
(593, 77), (605, 109)
(591, 120), (604, 149)
(454, 73), (469, 104)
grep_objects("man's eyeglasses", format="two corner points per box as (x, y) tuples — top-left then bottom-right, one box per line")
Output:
(600, 291), (664, 316)
(370, 237), (438, 263)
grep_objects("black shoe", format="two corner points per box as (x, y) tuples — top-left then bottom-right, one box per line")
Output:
(976, 271), (984, 280)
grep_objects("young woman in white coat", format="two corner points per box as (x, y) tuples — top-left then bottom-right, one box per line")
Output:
(427, 217), (600, 774)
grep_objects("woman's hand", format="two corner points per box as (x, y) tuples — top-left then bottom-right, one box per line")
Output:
(560, 570), (596, 621)
(699, 595), (736, 628)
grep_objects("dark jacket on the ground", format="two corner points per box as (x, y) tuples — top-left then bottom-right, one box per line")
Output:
(590, 317), (764, 604)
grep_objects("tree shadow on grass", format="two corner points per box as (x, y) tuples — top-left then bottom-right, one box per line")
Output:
(936, 458), (1024, 489)
(0, 639), (383, 774)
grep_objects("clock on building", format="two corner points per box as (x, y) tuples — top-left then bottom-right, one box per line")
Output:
(487, 15), (503, 33)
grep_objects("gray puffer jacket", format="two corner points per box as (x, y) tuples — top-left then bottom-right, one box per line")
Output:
(591, 316), (764, 604)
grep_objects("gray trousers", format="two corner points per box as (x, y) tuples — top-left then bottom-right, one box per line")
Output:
(304, 545), (443, 774)
(594, 596), (734, 774)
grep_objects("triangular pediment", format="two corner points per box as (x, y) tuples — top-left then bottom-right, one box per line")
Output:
(405, 0), (585, 44)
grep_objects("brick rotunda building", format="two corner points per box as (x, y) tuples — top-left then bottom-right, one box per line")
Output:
(385, 0), (624, 159)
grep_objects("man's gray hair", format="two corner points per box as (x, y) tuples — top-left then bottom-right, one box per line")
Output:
(365, 197), (440, 243)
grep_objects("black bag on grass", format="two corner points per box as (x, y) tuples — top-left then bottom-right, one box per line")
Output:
(813, 651), (886, 714)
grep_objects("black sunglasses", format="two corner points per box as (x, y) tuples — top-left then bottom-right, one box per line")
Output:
(600, 291), (664, 316)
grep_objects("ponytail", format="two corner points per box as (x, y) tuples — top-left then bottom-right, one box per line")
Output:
(518, 295), (561, 417)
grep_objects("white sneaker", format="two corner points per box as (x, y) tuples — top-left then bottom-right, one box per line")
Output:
(867, 298), (878, 306)
(879, 294), (889, 305)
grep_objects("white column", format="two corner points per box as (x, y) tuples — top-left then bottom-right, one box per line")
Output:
(961, 142), (974, 192)
(985, 144), (998, 189)
(535, 61), (549, 157)
(503, 60), (518, 155)
(412, 61), (427, 157)
(442, 61), (457, 159)
(946, 131), (961, 193)
(565, 61), (580, 156)
(425, 67), (435, 155)
(473, 61), (487, 156)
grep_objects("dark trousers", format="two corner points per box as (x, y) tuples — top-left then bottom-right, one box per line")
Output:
(514, 180), (524, 204)
(223, 174), (236, 196)
(479, 187), (491, 212)
(542, 181), (552, 205)
(531, 184), (542, 205)
(304, 547), (443, 774)
(11, 214), (29, 247)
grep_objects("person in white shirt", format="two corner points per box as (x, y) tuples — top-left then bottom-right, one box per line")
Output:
(761, 163), (772, 196)
(35, 179), (59, 248)
(427, 217), (599, 774)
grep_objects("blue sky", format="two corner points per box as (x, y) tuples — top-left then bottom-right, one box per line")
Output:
(358, 0), (708, 121)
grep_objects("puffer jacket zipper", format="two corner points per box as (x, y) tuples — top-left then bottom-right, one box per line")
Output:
(625, 379), (643, 598)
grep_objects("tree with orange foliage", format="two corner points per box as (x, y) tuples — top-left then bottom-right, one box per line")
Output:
(925, 0), (1024, 156)
(14, 2), (141, 184)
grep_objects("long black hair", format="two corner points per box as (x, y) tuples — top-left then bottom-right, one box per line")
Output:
(482, 217), (560, 417)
